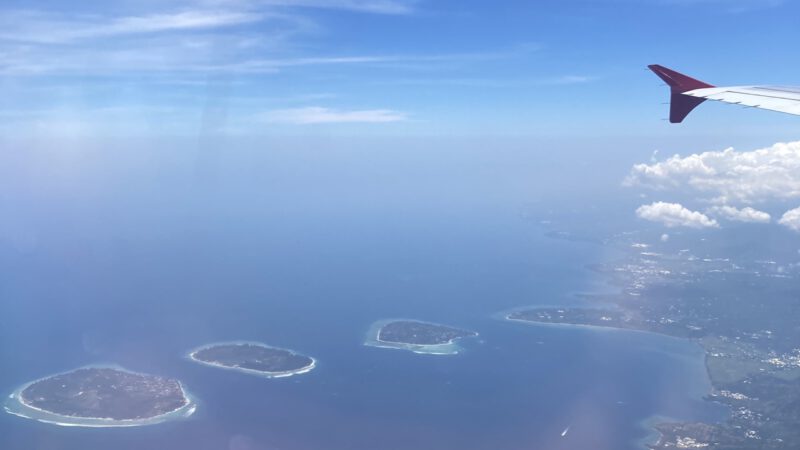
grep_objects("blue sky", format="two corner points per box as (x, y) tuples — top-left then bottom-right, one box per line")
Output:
(2, 0), (800, 138)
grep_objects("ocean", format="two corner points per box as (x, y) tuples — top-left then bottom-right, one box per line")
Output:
(0, 141), (727, 450)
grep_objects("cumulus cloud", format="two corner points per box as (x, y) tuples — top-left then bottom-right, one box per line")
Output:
(262, 106), (406, 124)
(624, 141), (800, 204)
(636, 202), (719, 229)
(707, 205), (771, 223)
(778, 207), (800, 232)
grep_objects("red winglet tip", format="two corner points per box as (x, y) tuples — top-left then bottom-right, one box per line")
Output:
(648, 65), (714, 93)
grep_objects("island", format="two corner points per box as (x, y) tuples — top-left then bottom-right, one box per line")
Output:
(502, 222), (800, 449)
(505, 307), (706, 338)
(4, 366), (196, 427)
(365, 319), (478, 355)
(188, 342), (316, 378)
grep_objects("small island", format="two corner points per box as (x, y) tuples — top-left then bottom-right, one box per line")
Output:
(4, 366), (196, 427)
(365, 319), (478, 355)
(188, 342), (316, 378)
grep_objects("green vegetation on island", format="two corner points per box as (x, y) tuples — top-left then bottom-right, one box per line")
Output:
(5, 367), (195, 427)
(189, 342), (316, 378)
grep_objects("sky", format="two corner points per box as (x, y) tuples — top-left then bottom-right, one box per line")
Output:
(3, 0), (800, 138)
(3, 0), (800, 237)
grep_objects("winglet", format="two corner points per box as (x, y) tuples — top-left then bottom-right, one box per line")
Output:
(648, 65), (715, 123)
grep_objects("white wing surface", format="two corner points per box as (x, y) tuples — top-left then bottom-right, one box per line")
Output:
(683, 86), (800, 117)
(648, 65), (800, 122)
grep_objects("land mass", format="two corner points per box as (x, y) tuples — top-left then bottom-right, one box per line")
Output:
(507, 308), (706, 338)
(8, 367), (192, 426)
(365, 319), (478, 355)
(509, 227), (800, 449)
(189, 342), (315, 377)
(378, 320), (477, 346)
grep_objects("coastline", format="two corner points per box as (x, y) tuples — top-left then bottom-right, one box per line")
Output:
(363, 319), (477, 355)
(635, 415), (679, 450)
(4, 365), (197, 428)
(187, 341), (317, 378)
(502, 312), (725, 450)
(504, 314), (642, 334)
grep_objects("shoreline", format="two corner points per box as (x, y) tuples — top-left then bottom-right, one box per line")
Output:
(503, 314), (665, 337)
(502, 312), (713, 347)
(4, 365), (197, 428)
(187, 341), (317, 378)
(503, 311), (725, 450)
(635, 415), (679, 450)
(363, 319), (477, 355)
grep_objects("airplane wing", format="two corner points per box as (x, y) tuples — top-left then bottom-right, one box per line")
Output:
(648, 65), (800, 123)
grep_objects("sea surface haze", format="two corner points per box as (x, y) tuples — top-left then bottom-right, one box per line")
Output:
(0, 140), (725, 450)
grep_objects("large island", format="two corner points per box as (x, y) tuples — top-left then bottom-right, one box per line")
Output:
(188, 342), (316, 378)
(4, 366), (196, 427)
(506, 224), (800, 449)
(505, 307), (706, 338)
(365, 319), (478, 355)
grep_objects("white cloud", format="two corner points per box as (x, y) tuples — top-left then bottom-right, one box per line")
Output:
(778, 207), (800, 232)
(0, 10), (264, 44)
(539, 75), (597, 85)
(0, 1), (427, 76)
(636, 202), (719, 229)
(261, 106), (406, 124)
(0, 2), (414, 46)
(624, 141), (800, 204)
(707, 206), (771, 224)
(262, 0), (417, 14)
(0, 14), (536, 77)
